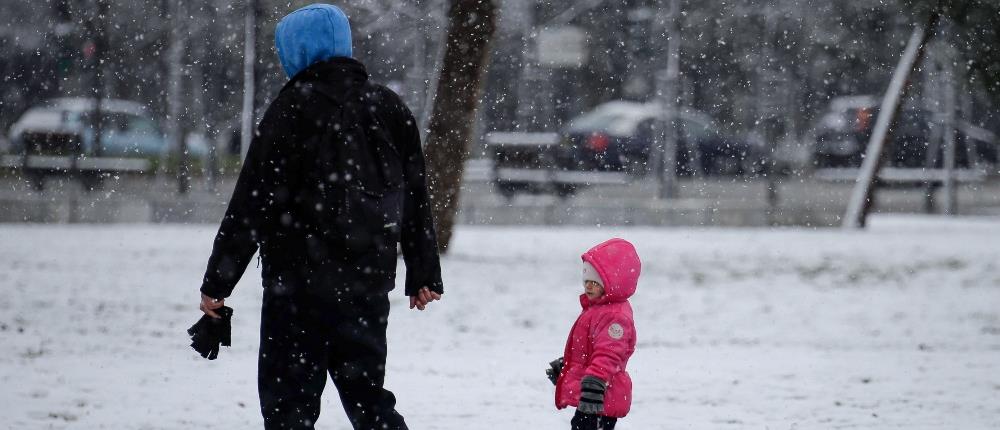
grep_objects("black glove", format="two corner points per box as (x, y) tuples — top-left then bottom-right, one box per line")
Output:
(546, 357), (564, 385)
(577, 375), (606, 415)
(187, 306), (233, 360)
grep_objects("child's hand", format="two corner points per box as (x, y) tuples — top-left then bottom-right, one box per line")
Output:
(545, 357), (564, 385)
(577, 375), (606, 414)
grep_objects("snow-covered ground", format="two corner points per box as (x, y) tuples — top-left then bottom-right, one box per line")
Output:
(1, 216), (999, 429)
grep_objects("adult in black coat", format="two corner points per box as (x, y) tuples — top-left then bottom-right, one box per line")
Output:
(196, 4), (442, 429)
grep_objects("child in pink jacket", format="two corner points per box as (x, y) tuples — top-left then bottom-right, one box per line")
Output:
(547, 238), (639, 430)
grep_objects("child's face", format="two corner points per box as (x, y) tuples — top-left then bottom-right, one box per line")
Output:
(584, 280), (604, 300)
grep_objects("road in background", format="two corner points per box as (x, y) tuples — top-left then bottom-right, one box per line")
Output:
(1, 158), (999, 226)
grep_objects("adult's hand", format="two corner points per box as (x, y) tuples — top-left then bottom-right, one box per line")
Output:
(408, 287), (441, 311)
(200, 293), (226, 319)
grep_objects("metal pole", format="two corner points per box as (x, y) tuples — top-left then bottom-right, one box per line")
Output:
(514, 2), (537, 131)
(91, 0), (108, 161)
(166, 0), (188, 193)
(842, 10), (940, 228)
(192, 16), (210, 192)
(419, 23), (447, 138)
(656, 0), (680, 199)
(419, 2), (448, 138)
(76, 0), (110, 201)
(942, 42), (957, 215)
(959, 66), (977, 169)
(923, 44), (941, 214)
(240, 0), (257, 160)
(760, 4), (779, 222)
(406, 11), (427, 119)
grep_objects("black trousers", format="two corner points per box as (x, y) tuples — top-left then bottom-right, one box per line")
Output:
(258, 288), (407, 430)
(571, 410), (617, 430)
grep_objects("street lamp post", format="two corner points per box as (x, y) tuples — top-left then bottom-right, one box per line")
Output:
(240, 0), (257, 161)
(655, 0), (680, 199)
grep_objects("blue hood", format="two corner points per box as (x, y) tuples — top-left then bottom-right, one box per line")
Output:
(275, 3), (353, 79)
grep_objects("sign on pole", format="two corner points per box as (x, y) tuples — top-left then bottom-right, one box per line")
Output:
(536, 26), (587, 69)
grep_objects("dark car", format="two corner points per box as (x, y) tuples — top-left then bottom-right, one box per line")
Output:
(557, 101), (767, 176)
(811, 95), (998, 169)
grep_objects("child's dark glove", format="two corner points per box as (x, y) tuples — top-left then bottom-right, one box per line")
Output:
(545, 357), (564, 385)
(577, 375), (606, 415)
(187, 306), (233, 360)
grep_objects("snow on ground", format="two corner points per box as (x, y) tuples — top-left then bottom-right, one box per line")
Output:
(1, 215), (999, 429)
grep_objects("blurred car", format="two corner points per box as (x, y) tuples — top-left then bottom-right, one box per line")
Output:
(557, 101), (768, 176)
(7, 98), (168, 158)
(811, 95), (998, 169)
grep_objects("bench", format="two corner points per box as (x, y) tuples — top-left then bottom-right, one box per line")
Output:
(485, 131), (628, 199)
(1, 154), (152, 191)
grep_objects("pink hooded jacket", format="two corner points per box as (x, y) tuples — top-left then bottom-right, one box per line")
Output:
(555, 238), (639, 418)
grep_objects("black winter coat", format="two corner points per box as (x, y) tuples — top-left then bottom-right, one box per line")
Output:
(200, 58), (443, 301)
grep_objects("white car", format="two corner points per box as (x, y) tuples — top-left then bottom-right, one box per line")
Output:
(7, 98), (170, 158)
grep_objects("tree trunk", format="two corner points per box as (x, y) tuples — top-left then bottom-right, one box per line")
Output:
(424, 0), (497, 253)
